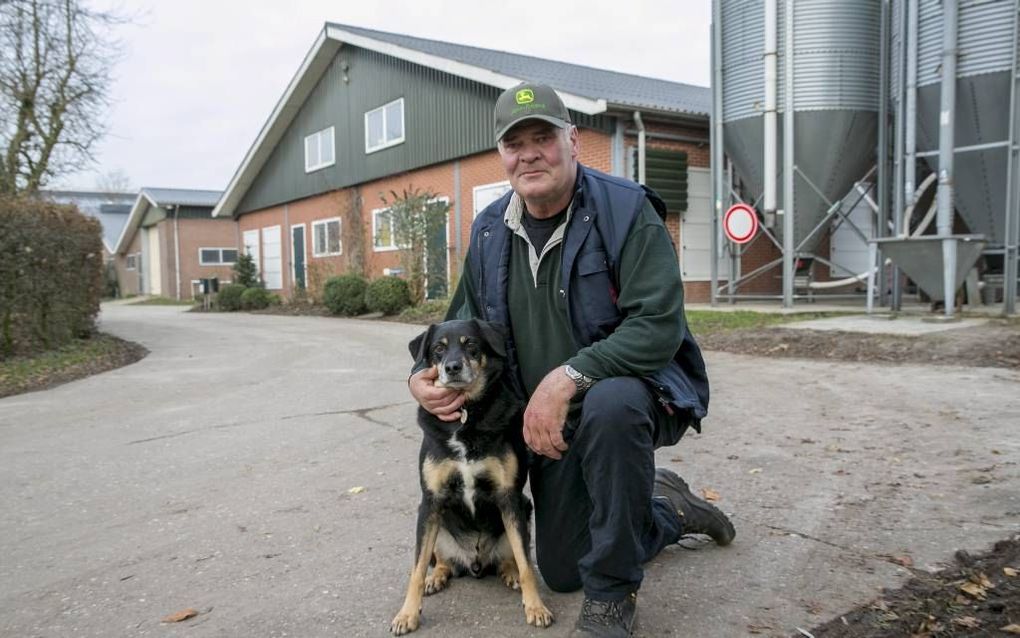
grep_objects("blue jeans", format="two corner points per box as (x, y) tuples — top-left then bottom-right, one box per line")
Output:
(528, 376), (686, 601)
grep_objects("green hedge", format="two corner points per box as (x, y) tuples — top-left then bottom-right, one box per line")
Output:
(323, 274), (368, 316)
(365, 276), (411, 315)
(217, 283), (246, 311)
(0, 196), (104, 358)
(240, 287), (272, 310)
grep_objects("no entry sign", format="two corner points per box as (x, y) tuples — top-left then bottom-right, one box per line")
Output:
(723, 203), (759, 244)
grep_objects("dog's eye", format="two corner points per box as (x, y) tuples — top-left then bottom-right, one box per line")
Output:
(464, 340), (480, 356)
(432, 343), (446, 356)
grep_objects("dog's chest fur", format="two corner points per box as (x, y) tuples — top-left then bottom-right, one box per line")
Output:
(422, 428), (519, 516)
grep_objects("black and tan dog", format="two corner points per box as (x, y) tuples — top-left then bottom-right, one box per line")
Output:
(390, 319), (553, 635)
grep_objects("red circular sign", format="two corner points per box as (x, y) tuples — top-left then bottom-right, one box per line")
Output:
(723, 203), (759, 244)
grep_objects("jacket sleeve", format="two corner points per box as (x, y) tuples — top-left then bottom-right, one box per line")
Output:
(566, 199), (687, 378)
(444, 250), (481, 321)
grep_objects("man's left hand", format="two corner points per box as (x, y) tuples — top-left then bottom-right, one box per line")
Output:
(523, 366), (575, 459)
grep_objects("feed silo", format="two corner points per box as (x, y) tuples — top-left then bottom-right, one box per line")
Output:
(713, 0), (882, 304)
(890, 0), (1019, 313)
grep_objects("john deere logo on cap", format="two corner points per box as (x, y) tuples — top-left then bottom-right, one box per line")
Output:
(515, 89), (535, 105)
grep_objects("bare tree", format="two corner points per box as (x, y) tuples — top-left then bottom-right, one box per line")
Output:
(380, 186), (450, 304)
(93, 167), (131, 192)
(0, 0), (122, 195)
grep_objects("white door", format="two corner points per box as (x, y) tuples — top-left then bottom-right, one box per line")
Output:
(146, 226), (162, 295)
(830, 183), (875, 277)
(680, 168), (728, 281)
(243, 229), (260, 282)
(262, 225), (283, 290)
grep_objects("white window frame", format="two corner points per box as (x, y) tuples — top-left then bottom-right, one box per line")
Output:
(304, 126), (336, 173)
(372, 207), (398, 252)
(472, 180), (512, 219)
(364, 98), (405, 153)
(312, 217), (342, 258)
(125, 253), (138, 271)
(198, 247), (239, 266)
(371, 197), (449, 252)
(261, 225), (283, 291)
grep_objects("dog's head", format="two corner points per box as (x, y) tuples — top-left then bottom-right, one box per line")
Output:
(409, 319), (508, 402)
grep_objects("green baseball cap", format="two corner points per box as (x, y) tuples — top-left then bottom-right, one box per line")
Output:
(493, 82), (571, 142)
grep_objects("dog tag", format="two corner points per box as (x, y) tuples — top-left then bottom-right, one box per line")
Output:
(460, 409), (468, 424)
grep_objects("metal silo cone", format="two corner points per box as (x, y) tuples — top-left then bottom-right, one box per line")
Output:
(719, 0), (881, 256)
(908, 0), (1017, 246)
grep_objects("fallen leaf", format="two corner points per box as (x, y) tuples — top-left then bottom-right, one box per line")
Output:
(746, 624), (774, 634)
(700, 488), (721, 502)
(973, 572), (994, 589)
(959, 581), (987, 600)
(347, 486), (365, 494)
(161, 608), (198, 623)
(1004, 567), (1018, 577)
(893, 555), (914, 567)
(749, 468), (763, 474)
(1001, 624), (1020, 634)
(950, 616), (981, 628)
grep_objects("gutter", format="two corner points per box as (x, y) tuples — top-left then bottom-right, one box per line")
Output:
(173, 204), (182, 301)
(633, 111), (646, 185)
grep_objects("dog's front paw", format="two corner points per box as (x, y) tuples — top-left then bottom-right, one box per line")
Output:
(524, 601), (554, 628)
(390, 609), (420, 635)
(498, 560), (521, 591)
(424, 570), (449, 595)
(500, 570), (520, 591)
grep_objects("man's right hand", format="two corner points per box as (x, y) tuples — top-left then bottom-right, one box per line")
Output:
(408, 366), (466, 422)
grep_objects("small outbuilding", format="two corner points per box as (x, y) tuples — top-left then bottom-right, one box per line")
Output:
(113, 188), (236, 299)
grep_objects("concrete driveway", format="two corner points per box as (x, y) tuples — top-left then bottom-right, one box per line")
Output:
(1, 304), (1018, 637)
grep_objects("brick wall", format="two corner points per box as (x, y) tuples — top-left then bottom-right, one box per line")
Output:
(114, 233), (143, 297)
(174, 218), (240, 298)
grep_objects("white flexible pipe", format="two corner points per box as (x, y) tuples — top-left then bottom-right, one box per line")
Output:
(901, 172), (937, 236)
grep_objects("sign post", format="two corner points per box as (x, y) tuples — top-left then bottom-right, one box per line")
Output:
(723, 203), (760, 244)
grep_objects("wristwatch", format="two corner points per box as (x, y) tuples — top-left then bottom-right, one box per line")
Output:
(563, 365), (596, 394)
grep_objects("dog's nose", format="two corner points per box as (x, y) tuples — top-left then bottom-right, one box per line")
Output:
(469, 560), (483, 577)
(445, 359), (463, 376)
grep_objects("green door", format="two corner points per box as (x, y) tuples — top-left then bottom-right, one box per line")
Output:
(425, 218), (448, 300)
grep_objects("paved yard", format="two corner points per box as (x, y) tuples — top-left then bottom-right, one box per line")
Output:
(1, 304), (1018, 637)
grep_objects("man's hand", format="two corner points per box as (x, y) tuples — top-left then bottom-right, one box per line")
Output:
(409, 367), (466, 422)
(523, 366), (575, 460)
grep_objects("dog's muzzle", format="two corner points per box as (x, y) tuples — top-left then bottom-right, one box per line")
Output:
(438, 358), (474, 388)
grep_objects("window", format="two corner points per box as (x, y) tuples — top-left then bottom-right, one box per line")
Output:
(125, 254), (138, 270)
(304, 126), (335, 172)
(473, 181), (512, 218)
(312, 217), (342, 257)
(198, 248), (239, 265)
(373, 208), (397, 251)
(372, 197), (450, 252)
(365, 98), (404, 153)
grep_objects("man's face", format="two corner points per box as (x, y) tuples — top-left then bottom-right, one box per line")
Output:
(498, 121), (579, 212)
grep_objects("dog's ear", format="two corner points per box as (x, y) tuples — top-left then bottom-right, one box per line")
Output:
(409, 324), (436, 366)
(474, 320), (507, 358)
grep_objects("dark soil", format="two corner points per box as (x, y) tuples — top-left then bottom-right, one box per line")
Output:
(807, 536), (1020, 637)
(698, 319), (1020, 370)
(0, 334), (148, 398)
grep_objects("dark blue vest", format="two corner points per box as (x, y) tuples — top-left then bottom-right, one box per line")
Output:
(468, 164), (709, 430)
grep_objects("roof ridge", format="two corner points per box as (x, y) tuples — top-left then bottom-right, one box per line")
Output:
(326, 22), (707, 90)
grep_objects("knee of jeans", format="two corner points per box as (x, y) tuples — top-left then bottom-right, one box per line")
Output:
(536, 549), (582, 593)
(578, 377), (653, 444)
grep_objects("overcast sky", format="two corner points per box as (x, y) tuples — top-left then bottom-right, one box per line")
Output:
(59, 0), (711, 192)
